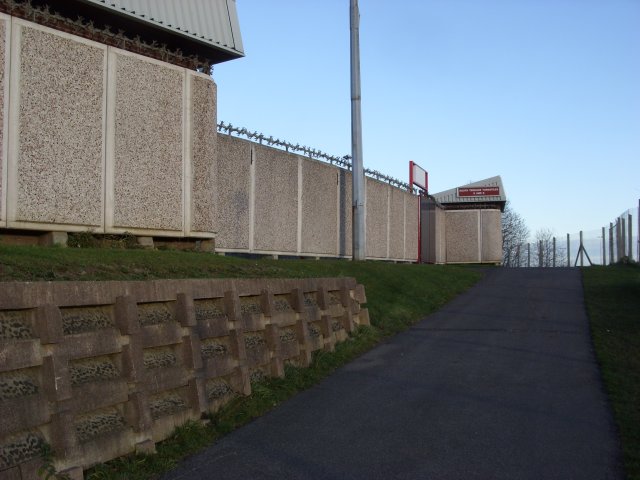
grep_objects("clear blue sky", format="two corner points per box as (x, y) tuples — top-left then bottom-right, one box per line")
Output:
(214, 0), (640, 239)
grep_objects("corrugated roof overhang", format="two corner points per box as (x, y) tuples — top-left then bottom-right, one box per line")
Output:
(35, 0), (244, 65)
(433, 176), (507, 212)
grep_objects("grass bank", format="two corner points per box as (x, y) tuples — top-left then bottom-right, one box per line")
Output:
(583, 265), (640, 480)
(0, 244), (481, 479)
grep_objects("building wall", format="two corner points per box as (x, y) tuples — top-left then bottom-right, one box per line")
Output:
(0, 16), (217, 237)
(445, 209), (502, 264)
(215, 136), (419, 261)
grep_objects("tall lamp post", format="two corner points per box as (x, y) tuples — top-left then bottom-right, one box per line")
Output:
(350, 0), (366, 260)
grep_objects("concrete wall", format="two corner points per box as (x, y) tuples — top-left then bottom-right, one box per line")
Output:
(0, 277), (369, 478)
(215, 135), (419, 262)
(0, 16), (217, 238)
(445, 209), (502, 264)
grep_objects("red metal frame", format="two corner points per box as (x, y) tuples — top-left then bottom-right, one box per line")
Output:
(409, 161), (428, 263)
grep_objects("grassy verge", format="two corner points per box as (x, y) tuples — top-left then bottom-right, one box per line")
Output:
(583, 265), (640, 480)
(0, 244), (481, 479)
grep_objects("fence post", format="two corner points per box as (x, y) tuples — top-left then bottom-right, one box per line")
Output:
(624, 217), (628, 260)
(527, 243), (530, 267)
(601, 227), (606, 266)
(628, 214), (633, 261)
(553, 237), (556, 267)
(579, 231), (584, 267)
(609, 223), (614, 265)
(566, 234), (571, 267)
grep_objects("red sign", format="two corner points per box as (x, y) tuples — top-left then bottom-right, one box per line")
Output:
(457, 186), (500, 197)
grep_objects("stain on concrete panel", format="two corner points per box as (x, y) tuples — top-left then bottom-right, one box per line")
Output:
(253, 145), (297, 253)
(215, 135), (251, 249)
(113, 53), (183, 231)
(301, 160), (337, 255)
(404, 193), (419, 261)
(16, 26), (105, 226)
(338, 170), (352, 257)
(189, 75), (217, 234)
(446, 210), (480, 263)
(365, 179), (388, 258)
(388, 188), (405, 259)
(482, 209), (502, 263)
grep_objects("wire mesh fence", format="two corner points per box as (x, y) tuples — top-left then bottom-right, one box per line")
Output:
(506, 203), (639, 267)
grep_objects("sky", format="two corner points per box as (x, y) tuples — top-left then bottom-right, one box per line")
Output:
(214, 0), (640, 240)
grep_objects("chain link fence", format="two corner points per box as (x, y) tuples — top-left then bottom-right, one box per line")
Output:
(506, 203), (639, 267)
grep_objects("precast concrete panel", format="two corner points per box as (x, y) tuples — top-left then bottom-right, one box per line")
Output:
(8, 22), (106, 229)
(446, 210), (480, 263)
(338, 169), (352, 257)
(301, 159), (338, 255)
(435, 205), (447, 263)
(0, 15), (7, 227)
(365, 178), (389, 259)
(109, 50), (184, 233)
(481, 209), (503, 263)
(187, 74), (217, 236)
(388, 187), (405, 260)
(404, 193), (419, 261)
(253, 145), (298, 253)
(215, 135), (251, 249)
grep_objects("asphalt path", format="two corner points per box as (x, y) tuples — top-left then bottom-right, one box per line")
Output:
(162, 268), (623, 480)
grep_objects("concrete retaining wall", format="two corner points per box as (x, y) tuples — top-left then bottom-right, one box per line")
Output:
(0, 15), (217, 238)
(216, 135), (419, 262)
(0, 277), (369, 478)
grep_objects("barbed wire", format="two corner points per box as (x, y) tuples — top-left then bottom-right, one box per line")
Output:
(218, 122), (416, 192)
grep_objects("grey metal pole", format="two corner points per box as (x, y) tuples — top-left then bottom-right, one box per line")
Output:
(609, 223), (614, 265)
(628, 214), (633, 260)
(601, 227), (606, 265)
(621, 218), (626, 260)
(566, 233), (570, 267)
(350, 0), (366, 261)
(579, 231), (584, 267)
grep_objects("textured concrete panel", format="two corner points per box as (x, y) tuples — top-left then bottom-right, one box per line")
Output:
(482, 209), (503, 263)
(338, 170), (352, 257)
(404, 193), (419, 261)
(446, 210), (480, 263)
(365, 179), (388, 259)
(301, 159), (337, 255)
(388, 188), (405, 259)
(435, 205), (446, 263)
(189, 74), (217, 235)
(253, 145), (298, 253)
(112, 52), (183, 231)
(13, 24), (105, 226)
(215, 135), (251, 249)
(0, 17), (6, 226)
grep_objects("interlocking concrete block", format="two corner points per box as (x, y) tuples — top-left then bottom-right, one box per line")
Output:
(110, 51), (184, 232)
(0, 18), (6, 228)
(11, 23), (106, 228)
(42, 354), (72, 402)
(176, 293), (196, 327)
(35, 305), (63, 344)
(215, 135), (251, 249)
(253, 145), (298, 253)
(301, 159), (338, 255)
(114, 295), (139, 335)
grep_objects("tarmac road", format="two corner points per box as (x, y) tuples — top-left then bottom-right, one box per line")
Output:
(162, 268), (623, 480)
